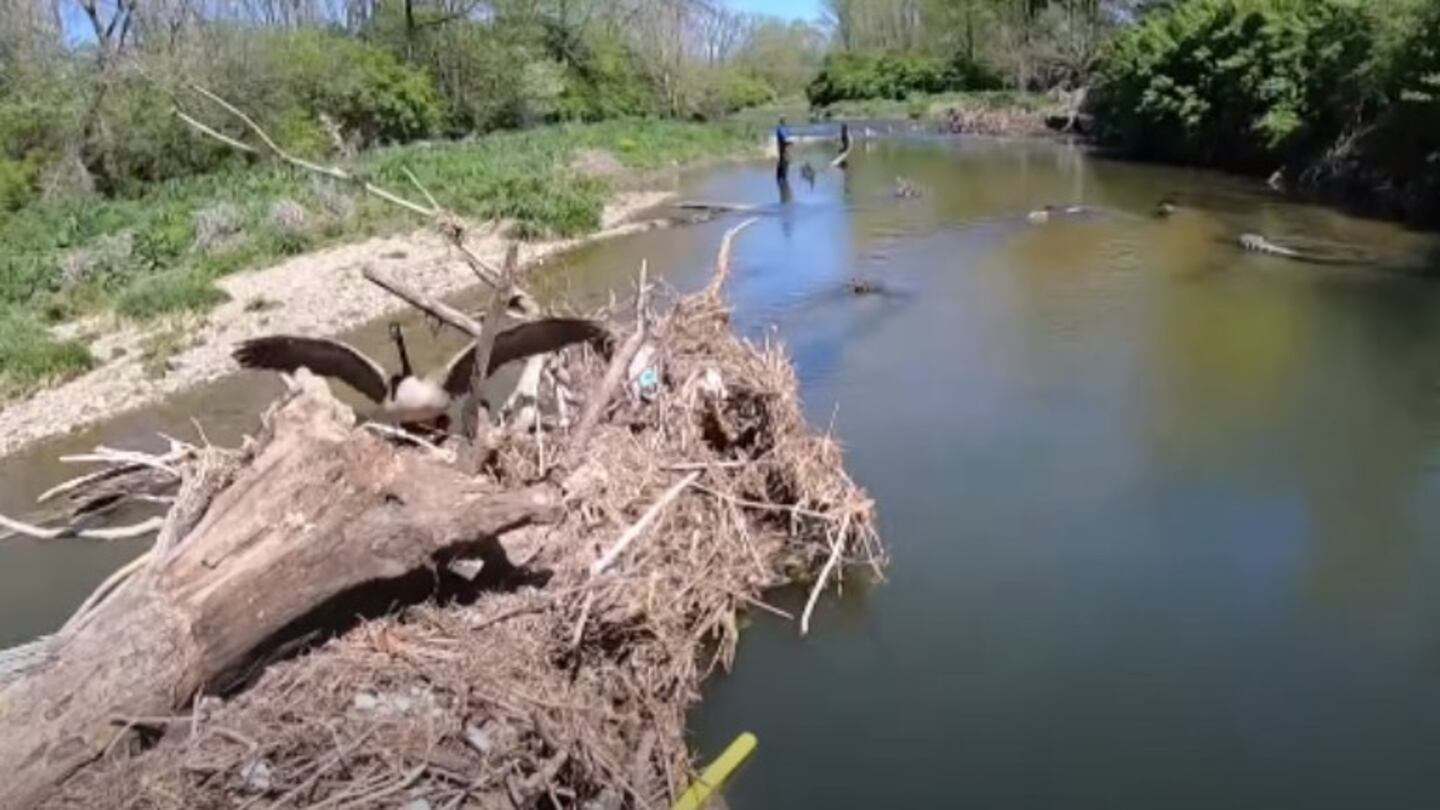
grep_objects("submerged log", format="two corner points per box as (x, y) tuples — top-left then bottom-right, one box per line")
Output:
(0, 374), (560, 810)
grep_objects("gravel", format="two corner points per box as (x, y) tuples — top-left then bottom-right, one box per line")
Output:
(0, 192), (671, 458)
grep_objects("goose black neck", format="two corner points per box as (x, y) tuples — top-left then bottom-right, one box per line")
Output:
(392, 327), (414, 378)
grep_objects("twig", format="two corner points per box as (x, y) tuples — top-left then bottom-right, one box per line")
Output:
(174, 110), (257, 155)
(61, 549), (153, 636)
(688, 481), (833, 520)
(0, 512), (163, 542)
(185, 84), (435, 219)
(566, 262), (651, 460)
(800, 512), (852, 637)
(329, 764), (426, 810)
(361, 423), (450, 458)
(35, 462), (150, 504)
(402, 167), (441, 212)
(569, 591), (596, 649)
(59, 447), (183, 478)
(733, 591), (794, 620)
(590, 472), (700, 577)
(700, 218), (756, 299)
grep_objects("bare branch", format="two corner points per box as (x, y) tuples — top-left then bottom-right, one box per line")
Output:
(460, 243), (520, 438)
(701, 218), (757, 299)
(565, 262), (652, 461)
(0, 513), (164, 543)
(181, 84), (433, 217)
(361, 265), (484, 338)
(800, 511), (853, 637)
(179, 85), (507, 285)
(590, 472), (700, 577)
(174, 111), (257, 155)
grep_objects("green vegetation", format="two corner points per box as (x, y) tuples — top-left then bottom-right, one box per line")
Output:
(5, 0), (1440, 400)
(0, 118), (755, 394)
(1090, 0), (1378, 170)
(0, 307), (92, 399)
(1091, 0), (1440, 220)
(807, 52), (1000, 107)
(138, 325), (198, 380)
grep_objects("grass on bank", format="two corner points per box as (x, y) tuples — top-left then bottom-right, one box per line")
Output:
(0, 306), (93, 399)
(0, 119), (758, 397)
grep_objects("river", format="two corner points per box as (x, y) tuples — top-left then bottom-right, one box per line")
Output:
(4, 134), (1440, 806)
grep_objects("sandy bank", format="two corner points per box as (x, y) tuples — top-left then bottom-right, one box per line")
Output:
(0, 192), (672, 458)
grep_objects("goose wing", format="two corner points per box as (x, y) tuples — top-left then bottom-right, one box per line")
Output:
(234, 336), (390, 403)
(440, 318), (613, 397)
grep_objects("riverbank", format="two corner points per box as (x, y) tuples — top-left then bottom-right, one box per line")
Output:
(0, 120), (758, 402)
(0, 120), (762, 457)
(0, 192), (681, 458)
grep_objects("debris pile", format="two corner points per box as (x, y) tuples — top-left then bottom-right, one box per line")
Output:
(10, 223), (883, 810)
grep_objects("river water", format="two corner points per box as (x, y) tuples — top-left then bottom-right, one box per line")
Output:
(5, 135), (1440, 806)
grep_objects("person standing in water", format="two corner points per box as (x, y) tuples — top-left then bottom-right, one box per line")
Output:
(775, 117), (792, 181)
(837, 122), (851, 169)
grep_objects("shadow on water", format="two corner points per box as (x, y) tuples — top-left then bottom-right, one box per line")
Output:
(5, 135), (1440, 809)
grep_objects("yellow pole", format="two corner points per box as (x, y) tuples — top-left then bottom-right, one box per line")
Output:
(671, 732), (758, 810)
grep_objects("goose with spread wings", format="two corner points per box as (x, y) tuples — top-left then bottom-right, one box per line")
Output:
(234, 319), (611, 425)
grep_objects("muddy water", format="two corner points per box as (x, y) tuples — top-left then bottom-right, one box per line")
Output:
(5, 135), (1440, 806)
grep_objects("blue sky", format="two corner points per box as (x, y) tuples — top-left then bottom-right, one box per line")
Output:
(729, 0), (823, 22)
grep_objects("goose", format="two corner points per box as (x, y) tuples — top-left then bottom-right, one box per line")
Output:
(1027, 204), (1059, 223)
(1155, 198), (1177, 218)
(234, 319), (610, 426)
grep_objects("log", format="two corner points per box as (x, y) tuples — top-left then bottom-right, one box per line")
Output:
(0, 373), (561, 810)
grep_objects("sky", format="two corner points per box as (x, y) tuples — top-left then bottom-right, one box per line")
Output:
(56, 0), (826, 43)
(728, 0), (823, 22)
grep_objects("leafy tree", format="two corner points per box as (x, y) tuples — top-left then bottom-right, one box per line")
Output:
(1089, 0), (1376, 170)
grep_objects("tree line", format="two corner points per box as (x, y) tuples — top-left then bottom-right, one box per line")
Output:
(0, 0), (826, 208)
(3, 0), (1438, 224)
(808, 0), (1438, 222)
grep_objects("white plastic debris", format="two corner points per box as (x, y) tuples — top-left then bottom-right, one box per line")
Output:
(698, 367), (726, 399)
(463, 723), (493, 754)
(237, 757), (273, 794)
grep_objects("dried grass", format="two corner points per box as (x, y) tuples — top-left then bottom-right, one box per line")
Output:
(44, 242), (884, 810)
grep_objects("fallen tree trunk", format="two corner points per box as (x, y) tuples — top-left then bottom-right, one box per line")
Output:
(0, 375), (560, 810)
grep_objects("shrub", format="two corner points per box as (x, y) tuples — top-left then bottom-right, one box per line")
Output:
(806, 51), (1001, 107)
(554, 34), (662, 123)
(0, 306), (93, 396)
(250, 30), (444, 146)
(1089, 0), (1378, 170)
(115, 269), (229, 320)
